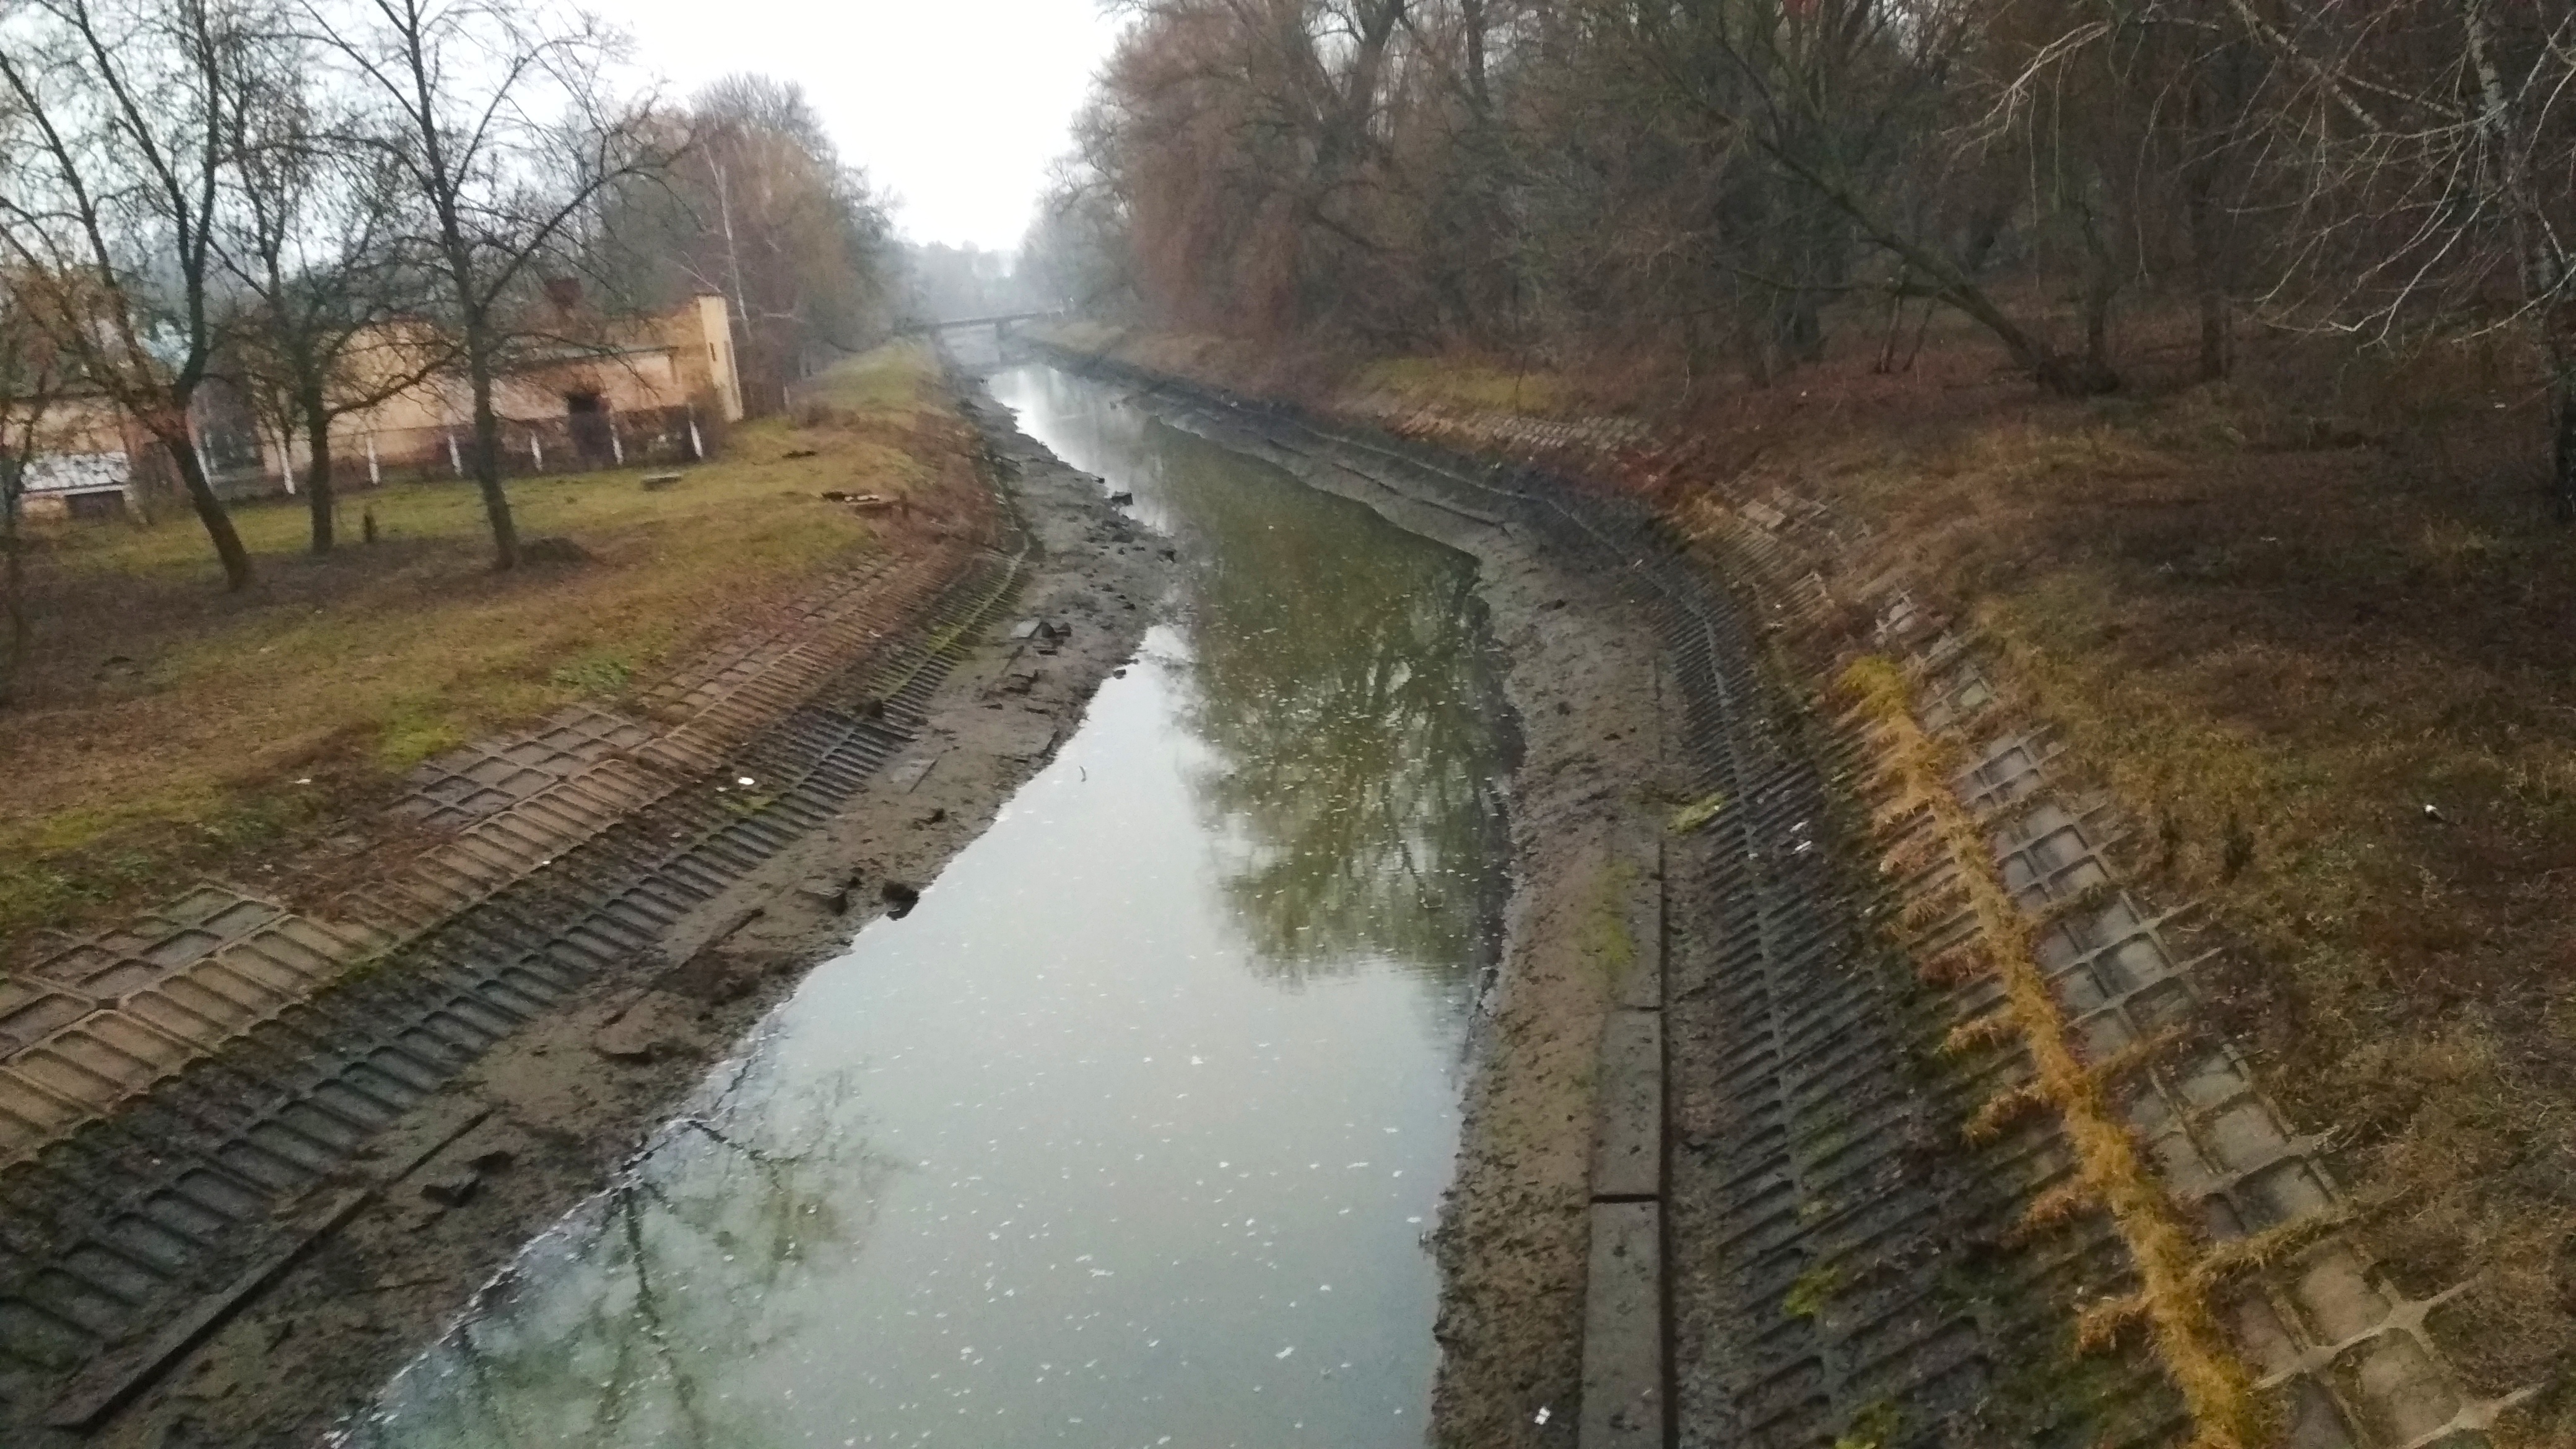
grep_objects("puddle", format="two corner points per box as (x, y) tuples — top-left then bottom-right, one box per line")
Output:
(341, 365), (1511, 1448)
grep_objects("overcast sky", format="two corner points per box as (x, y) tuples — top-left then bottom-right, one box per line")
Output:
(614, 0), (1131, 254)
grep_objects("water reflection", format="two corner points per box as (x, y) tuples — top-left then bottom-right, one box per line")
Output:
(367, 1060), (892, 1448)
(344, 365), (1509, 1449)
(993, 367), (1509, 983)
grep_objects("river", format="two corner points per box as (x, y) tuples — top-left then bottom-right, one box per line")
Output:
(334, 363), (1515, 1449)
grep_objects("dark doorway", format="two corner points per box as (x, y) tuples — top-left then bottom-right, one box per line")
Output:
(565, 391), (614, 466)
(64, 489), (126, 523)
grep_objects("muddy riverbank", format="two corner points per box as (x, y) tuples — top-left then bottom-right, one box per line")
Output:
(61, 384), (1172, 1449)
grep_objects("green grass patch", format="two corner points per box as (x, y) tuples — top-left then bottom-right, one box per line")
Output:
(1783, 1264), (1842, 1320)
(1668, 790), (1729, 834)
(549, 650), (638, 697)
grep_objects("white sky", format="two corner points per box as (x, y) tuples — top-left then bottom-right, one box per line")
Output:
(614, 0), (1131, 254)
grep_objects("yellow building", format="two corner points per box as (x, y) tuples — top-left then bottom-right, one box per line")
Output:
(293, 292), (747, 484)
(11, 293), (747, 520)
(9, 388), (152, 523)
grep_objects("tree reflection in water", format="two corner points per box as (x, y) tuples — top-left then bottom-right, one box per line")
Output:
(340, 370), (1518, 1449)
(337, 1051), (896, 1449)
(1151, 422), (1512, 986)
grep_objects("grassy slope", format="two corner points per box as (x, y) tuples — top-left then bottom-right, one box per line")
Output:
(2, 340), (965, 944)
(1051, 315), (2576, 1427)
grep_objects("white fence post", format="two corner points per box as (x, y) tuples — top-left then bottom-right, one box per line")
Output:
(367, 434), (381, 487)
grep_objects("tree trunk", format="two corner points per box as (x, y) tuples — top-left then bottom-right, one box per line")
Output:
(1931, 279), (2118, 396)
(302, 390), (336, 554)
(2076, 191), (2122, 383)
(162, 424), (255, 591)
(1749, 142), (2117, 396)
(2552, 354), (2576, 525)
(466, 348), (518, 570)
(2083, 277), (2115, 381)
(1, 476), (22, 709)
(2185, 122), (2232, 381)
(2463, 0), (2572, 522)
(2196, 285), (2231, 383)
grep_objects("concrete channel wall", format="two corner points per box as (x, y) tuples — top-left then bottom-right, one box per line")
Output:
(1038, 342), (2512, 1449)
(0, 449), (1035, 1436)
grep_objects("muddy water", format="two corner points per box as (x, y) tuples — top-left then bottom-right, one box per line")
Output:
(341, 365), (1511, 1449)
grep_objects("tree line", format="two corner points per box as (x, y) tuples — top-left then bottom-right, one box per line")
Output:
(0, 0), (896, 592)
(1028, 1), (2576, 513)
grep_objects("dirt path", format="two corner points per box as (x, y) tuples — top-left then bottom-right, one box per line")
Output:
(41, 386), (1171, 1449)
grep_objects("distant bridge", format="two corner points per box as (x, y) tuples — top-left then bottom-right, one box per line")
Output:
(895, 308), (1065, 340)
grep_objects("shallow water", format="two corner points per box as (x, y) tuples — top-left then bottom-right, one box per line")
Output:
(342, 365), (1511, 1449)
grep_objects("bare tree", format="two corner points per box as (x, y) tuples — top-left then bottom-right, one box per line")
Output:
(0, 279), (64, 708)
(2216, 0), (2576, 517)
(1598, 0), (2128, 394)
(594, 76), (895, 415)
(0, 0), (274, 591)
(217, 52), (445, 553)
(303, 0), (674, 570)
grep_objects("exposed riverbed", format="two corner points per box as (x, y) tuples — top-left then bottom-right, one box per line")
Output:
(337, 365), (1516, 1449)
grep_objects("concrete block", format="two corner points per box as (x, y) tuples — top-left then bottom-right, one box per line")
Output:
(1591, 1009), (1663, 1201)
(1579, 1201), (1664, 1449)
(2243, 1159), (2334, 1227)
(427, 843), (511, 887)
(122, 985), (246, 1048)
(15, 1042), (139, 1111)
(1616, 835), (1664, 1012)
(2207, 1102), (2292, 1172)
(2292, 1248), (2390, 1344)
(2231, 1292), (2307, 1378)
(0, 985), (94, 1056)
(2338, 1330), (2461, 1444)
(2276, 1374), (2361, 1449)
(0, 1066), (89, 1143)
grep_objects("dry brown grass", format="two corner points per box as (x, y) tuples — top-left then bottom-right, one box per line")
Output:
(1699, 330), (2576, 1435)
(1848, 655), (2266, 1449)
(0, 340), (976, 950)
(1074, 305), (2576, 1437)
